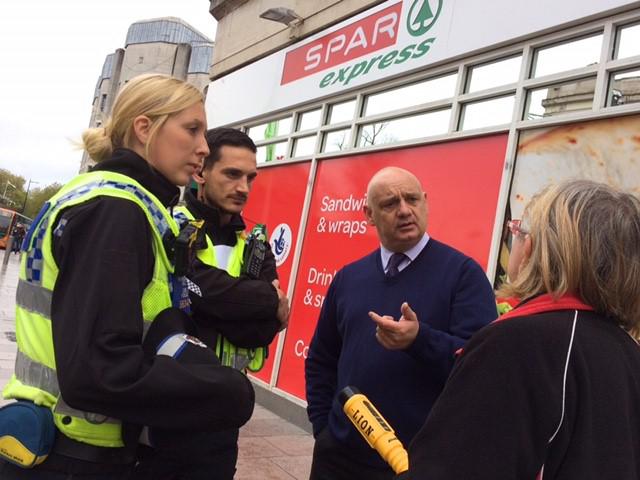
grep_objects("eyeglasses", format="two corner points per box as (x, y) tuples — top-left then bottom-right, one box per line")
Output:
(507, 219), (529, 237)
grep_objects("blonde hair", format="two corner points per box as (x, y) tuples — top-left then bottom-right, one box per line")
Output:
(82, 74), (204, 163)
(498, 179), (640, 335)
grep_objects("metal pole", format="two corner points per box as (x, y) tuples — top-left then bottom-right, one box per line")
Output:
(21, 179), (32, 214)
(2, 237), (12, 266)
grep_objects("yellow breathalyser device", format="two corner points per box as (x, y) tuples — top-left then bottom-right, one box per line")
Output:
(339, 386), (409, 474)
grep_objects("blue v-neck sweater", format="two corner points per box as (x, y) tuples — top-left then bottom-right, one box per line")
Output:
(305, 238), (497, 467)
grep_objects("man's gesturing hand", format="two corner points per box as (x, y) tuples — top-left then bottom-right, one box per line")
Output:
(369, 302), (419, 350)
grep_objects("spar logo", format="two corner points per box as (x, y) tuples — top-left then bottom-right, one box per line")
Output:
(281, 2), (402, 85)
(270, 223), (292, 267)
(280, 0), (444, 89)
(407, 0), (443, 37)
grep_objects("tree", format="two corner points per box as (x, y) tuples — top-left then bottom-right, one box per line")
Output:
(0, 169), (25, 210)
(360, 122), (394, 147)
(23, 183), (63, 219)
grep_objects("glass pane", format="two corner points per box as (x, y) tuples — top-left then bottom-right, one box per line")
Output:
(525, 77), (595, 119)
(323, 129), (351, 153)
(466, 56), (522, 93)
(461, 96), (514, 130)
(358, 109), (450, 147)
(616, 23), (640, 59)
(364, 73), (457, 117)
(328, 100), (356, 124)
(298, 109), (322, 131)
(533, 34), (602, 78)
(608, 69), (640, 107)
(256, 142), (288, 163)
(293, 135), (317, 157)
(247, 117), (292, 142)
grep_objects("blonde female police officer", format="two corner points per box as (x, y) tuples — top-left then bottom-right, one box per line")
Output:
(0, 74), (255, 479)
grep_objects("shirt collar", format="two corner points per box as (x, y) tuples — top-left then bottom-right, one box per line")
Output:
(380, 233), (430, 271)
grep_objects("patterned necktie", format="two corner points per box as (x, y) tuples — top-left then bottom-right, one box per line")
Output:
(386, 252), (408, 278)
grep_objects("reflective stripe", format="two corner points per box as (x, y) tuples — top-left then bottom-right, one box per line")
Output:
(16, 279), (52, 318)
(156, 334), (188, 358)
(25, 222), (47, 285)
(26, 179), (174, 285)
(15, 352), (120, 427)
(54, 397), (120, 426)
(219, 347), (251, 371)
(172, 210), (189, 226)
(53, 180), (171, 238)
(15, 350), (60, 397)
(142, 321), (151, 340)
(139, 427), (153, 447)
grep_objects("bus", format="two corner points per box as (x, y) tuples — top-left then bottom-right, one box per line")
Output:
(0, 208), (32, 250)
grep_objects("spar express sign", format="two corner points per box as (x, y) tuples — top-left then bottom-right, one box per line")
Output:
(281, 0), (443, 88)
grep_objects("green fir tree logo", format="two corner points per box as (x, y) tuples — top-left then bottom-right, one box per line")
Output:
(407, 0), (443, 37)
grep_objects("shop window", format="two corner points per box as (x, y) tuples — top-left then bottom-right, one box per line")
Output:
(297, 109), (322, 131)
(460, 95), (514, 130)
(322, 129), (351, 153)
(293, 135), (317, 157)
(328, 100), (356, 124)
(607, 69), (640, 107)
(525, 77), (596, 119)
(615, 23), (640, 59)
(466, 55), (522, 93)
(358, 109), (450, 147)
(364, 73), (457, 117)
(247, 117), (292, 142)
(532, 34), (602, 78)
(256, 141), (288, 163)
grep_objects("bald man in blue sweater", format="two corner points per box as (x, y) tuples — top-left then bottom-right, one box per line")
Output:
(305, 167), (497, 480)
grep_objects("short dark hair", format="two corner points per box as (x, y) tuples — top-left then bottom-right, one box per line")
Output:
(203, 127), (257, 170)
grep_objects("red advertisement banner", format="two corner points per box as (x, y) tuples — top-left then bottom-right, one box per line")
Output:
(281, 2), (402, 85)
(275, 134), (508, 399)
(241, 161), (311, 384)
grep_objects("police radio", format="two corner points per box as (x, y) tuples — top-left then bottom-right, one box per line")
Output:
(339, 386), (409, 474)
(242, 224), (267, 279)
(164, 219), (206, 276)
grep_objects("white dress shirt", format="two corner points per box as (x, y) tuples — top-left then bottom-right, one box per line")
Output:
(380, 233), (430, 274)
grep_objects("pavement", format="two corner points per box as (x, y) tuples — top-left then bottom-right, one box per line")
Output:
(0, 251), (313, 479)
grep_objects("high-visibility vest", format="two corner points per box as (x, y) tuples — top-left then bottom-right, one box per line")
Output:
(173, 205), (267, 372)
(3, 171), (179, 448)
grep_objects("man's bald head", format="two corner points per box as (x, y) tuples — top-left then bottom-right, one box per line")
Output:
(364, 167), (428, 252)
(366, 167), (424, 206)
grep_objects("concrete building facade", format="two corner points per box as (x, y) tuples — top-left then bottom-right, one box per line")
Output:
(80, 17), (214, 172)
(208, 0), (382, 79)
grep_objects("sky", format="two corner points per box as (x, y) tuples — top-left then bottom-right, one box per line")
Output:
(0, 1), (217, 186)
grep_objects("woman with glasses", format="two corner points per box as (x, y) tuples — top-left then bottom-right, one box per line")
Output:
(398, 179), (640, 479)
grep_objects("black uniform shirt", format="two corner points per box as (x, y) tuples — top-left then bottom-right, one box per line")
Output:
(183, 189), (281, 349)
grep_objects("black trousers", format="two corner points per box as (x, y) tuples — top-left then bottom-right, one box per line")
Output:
(131, 431), (238, 480)
(309, 427), (395, 480)
(0, 459), (131, 479)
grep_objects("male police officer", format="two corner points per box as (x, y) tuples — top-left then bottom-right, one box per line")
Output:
(173, 128), (289, 477)
(183, 127), (289, 358)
